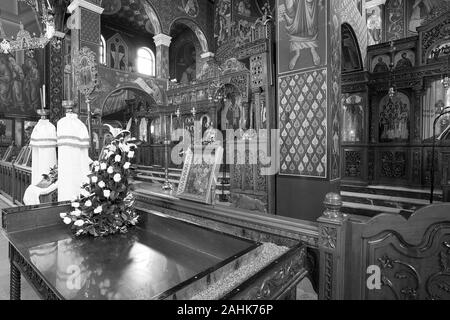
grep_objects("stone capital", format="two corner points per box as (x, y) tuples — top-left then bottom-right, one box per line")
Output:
(153, 34), (172, 47)
(67, 0), (104, 15)
(200, 52), (215, 59)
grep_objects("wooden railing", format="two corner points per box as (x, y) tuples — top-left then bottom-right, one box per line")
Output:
(443, 151), (450, 202)
(317, 193), (450, 300)
(0, 161), (31, 205)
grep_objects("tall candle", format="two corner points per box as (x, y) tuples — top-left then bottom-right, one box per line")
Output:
(42, 84), (46, 108)
(446, 84), (450, 108)
(40, 87), (43, 110)
(170, 113), (173, 140)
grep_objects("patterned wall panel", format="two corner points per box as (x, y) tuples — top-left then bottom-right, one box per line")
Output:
(80, 8), (101, 45)
(338, 0), (368, 64)
(279, 69), (328, 178)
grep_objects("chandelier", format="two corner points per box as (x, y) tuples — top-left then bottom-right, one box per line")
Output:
(0, 0), (56, 54)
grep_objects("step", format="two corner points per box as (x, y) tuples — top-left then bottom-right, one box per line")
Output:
(341, 191), (438, 212)
(341, 201), (413, 218)
(341, 184), (442, 201)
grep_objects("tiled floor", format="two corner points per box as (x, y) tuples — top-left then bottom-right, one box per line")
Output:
(0, 196), (39, 300)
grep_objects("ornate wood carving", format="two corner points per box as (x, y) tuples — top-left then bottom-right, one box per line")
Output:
(380, 151), (407, 179)
(224, 246), (307, 300)
(348, 204), (450, 300)
(344, 151), (362, 179)
(9, 245), (60, 300)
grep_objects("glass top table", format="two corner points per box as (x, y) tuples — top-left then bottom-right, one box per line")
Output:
(4, 207), (259, 300)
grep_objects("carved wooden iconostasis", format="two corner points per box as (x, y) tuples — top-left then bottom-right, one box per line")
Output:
(341, 9), (450, 189)
(166, 2), (276, 214)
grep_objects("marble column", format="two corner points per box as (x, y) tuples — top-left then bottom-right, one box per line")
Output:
(153, 34), (172, 80)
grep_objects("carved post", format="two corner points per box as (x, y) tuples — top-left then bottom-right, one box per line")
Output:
(318, 193), (348, 300)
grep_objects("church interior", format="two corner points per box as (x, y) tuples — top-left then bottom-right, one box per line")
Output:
(0, 0), (449, 301)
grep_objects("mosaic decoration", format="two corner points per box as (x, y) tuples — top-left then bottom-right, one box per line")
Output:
(279, 69), (328, 178)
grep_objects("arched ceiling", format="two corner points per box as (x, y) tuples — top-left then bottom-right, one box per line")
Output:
(101, 0), (161, 36)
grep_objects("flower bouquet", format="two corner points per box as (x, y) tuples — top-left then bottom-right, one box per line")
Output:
(60, 133), (139, 237)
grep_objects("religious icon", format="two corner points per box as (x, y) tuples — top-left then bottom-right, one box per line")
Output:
(372, 55), (390, 73)
(395, 51), (414, 70)
(236, 0), (252, 17)
(277, 0), (325, 73)
(379, 93), (410, 142)
(215, 0), (232, 47)
(73, 47), (99, 97)
(367, 6), (383, 45)
(0, 119), (12, 143)
(179, 0), (199, 18)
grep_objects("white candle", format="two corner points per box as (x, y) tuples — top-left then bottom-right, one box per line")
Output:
(42, 84), (46, 108)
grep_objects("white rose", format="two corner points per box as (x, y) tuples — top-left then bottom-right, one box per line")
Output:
(94, 206), (103, 214)
(100, 163), (107, 170)
(127, 151), (135, 159)
(91, 176), (98, 183)
(103, 190), (111, 198)
(63, 217), (72, 225)
(107, 166), (114, 174)
(109, 145), (117, 152)
(115, 155), (121, 162)
(85, 200), (92, 207)
(71, 202), (80, 208)
(60, 212), (67, 219)
(119, 143), (130, 153)
(74, 220), (85, 227)
(98, 181), (106, 189)
(80, 189), (90, 198)
(72, 210), (81, 217)
(93, 161), (100, 167)
(123, 162), (131, 170)
(113, 173), (122, 183)
(94, 166), (100, 172)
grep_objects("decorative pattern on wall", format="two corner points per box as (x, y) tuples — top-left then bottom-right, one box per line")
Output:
(49, 39), (65, 124)
(330, 1), (342, 181)
(279, 69), (328, 178)
(80, 8), (101, 45)
(385, 0), (405, 41)
(338, 0), (368, 64)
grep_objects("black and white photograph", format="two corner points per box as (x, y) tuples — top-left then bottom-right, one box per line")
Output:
(0, 0), (450, 308)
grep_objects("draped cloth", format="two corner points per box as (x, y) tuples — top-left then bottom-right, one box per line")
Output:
(57, 113), (91, 202)
(23, 182), (58, 206)
(284, 0), (319, 51)
(29, 119), (57, 185)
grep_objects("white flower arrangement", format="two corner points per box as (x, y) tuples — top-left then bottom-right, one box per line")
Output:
(61, 132), (139, 237)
